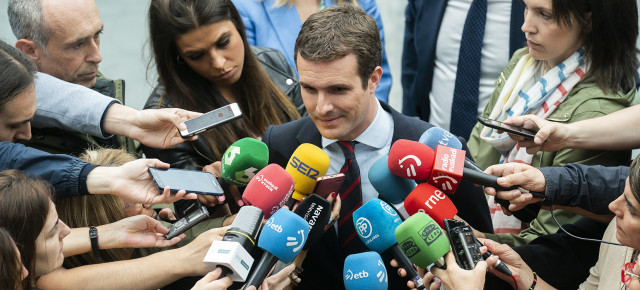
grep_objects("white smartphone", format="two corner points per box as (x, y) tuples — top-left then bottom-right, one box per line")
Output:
(180, 103), (242, 138)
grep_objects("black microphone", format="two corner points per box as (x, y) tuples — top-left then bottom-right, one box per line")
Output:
(293, 194), (332, 250)
(203, 206), (264, 281)
(460, 169), (542, 223)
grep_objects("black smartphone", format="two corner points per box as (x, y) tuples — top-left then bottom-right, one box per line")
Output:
(476, 115), (537, 139)
(443, 219), (484, 270)
(312, 173), (345, 199)
(165, 205), (210, 239)
(179, 103), (242, 138)
(148, 167), (224, 196)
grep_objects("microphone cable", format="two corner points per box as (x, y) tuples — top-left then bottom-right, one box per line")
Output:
(548, 203), (623, 246)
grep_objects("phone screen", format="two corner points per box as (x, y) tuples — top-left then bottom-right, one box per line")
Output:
(149, 168), (224, 196)
(476, 116), (537, 139)
(181, 103), (242, 137)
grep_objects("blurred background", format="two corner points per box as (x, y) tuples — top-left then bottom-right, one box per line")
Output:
(0, 0), (408, 110)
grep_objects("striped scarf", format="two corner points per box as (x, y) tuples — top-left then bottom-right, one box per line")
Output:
(480, 49), (588, 233)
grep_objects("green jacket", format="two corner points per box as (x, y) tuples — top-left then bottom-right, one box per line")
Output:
(468, 48), (636, 246)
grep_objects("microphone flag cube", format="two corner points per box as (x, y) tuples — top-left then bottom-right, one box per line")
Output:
(428, 145), (465, 194)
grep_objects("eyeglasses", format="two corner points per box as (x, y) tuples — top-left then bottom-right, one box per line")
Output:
(622, 261), (640, 284)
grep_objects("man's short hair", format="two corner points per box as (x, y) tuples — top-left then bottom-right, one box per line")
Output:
(8, 0), (51, 49)
(294, 4), (382, 88)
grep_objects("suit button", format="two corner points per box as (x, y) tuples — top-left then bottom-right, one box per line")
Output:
(286, 78), (294, 85)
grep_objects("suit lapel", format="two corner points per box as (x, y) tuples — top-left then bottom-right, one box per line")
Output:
(262, 0), (300, 65)
(295, 117), (323, 146)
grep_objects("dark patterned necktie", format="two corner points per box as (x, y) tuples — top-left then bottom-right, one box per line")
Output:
(336, 141), (367, 255)
(450, 0), (488, 139)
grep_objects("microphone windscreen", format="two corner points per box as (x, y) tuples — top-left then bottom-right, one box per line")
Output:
(395, 212), (450, 268)
(293, 194), (332, 250)
(225, 205), (264, 244)
(343, 251), (388, 290)
(242, 164), (294, 218)
(388, 139), (435, 180)
(419, 127), (463, 150)
(285, 143), (330, 200)
(257, 209), (310, 263)
(404, 183), (458, 229)
(369, 156), (416, 204)
(353, 198), (402, 253)
(221, 138), (269, 186)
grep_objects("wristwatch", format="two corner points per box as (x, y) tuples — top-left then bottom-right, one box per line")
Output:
(89, 226), (101, 260)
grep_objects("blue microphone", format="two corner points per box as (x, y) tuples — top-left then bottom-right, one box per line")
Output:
(369, 156), (417, 205)
(419, 127), (483, 172)
(353, 199), (424, 289)
(245, 208), (310, 287)
(344, 251), (388, 290)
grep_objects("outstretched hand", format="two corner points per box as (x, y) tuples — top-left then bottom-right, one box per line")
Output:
(503, 115), (569, 154)
(100, 215), (184, 249)
(127, 108), (201, 149)
(484, 163), (546, 212)
(429, 251), (487, 290)
(86, 158), (197, 204)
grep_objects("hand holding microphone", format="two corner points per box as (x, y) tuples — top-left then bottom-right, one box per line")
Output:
(353, 198), (425, 289)
(484, 163), (547, 212)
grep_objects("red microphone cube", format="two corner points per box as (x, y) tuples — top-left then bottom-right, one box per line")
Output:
(428, 145), (465, 194)
(404, 183), (458, 229)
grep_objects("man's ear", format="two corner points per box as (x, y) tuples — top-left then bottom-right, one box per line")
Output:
(368, 66), (383, 93)
(15, 39), (41, 61)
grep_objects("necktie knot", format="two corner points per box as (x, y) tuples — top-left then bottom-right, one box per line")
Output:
(338, 141), (357, 160)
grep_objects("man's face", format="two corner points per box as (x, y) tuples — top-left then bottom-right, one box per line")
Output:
(297, 53), (380, 141)
(35, 0), (103, 87)
(0, 84), (37, 142)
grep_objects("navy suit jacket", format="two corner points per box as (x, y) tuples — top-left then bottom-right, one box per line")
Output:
(262, 101), (492, 289)
(401, 0), (526, 120)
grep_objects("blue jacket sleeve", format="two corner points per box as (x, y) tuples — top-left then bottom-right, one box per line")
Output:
(0, 142), (97, 198)
(541, 163), (628, 215)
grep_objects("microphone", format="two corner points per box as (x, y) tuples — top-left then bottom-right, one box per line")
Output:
(293, 194), (332, 250)
(220, 138), (270, 212)
(418, 127), (483, 172)
(244, 208), (310, 288)
(395, 212), (449, 268)
(387, 139), (435, 180)
(285, 143), (330, 201)
(388, 141), (540, 222)
(343, 251), (388, 290)
(242, 164), (294, 219)
(369, 156), (417, 205)
(404, 183), (457, 229)
(203, 206), (264, 281)
(404, 186), (513, 276)
(353, 198), (425, 289)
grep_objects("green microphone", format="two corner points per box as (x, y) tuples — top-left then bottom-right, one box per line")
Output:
(220, 138), (269, 212)
(221, 138), (269, 187)
(395, 212), (449, 269)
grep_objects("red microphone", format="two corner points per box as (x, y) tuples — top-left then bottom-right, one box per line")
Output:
(404, 183), (457, 228)
(387, 139), (435, 180)
(428, 145), (465, 194)
(242, 164), (294, 218)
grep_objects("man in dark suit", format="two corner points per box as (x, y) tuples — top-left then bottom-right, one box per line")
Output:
(262, 5), (492, 289)
(402, 0), (526, 139)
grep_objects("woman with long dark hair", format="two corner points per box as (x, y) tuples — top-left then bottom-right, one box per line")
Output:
(143, 0), (302, 172)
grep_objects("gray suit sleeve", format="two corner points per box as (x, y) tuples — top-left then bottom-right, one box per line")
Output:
(32, 72), (120, 138)
(542, 163), (629, 214)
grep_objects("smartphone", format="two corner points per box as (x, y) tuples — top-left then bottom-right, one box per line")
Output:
(312, 173), (345, 199)
(443, 219), (484, 270)
(148, 167), (224, 196)
(179, 103), (242, 138)
(165, 205), (210, 239)
(476, 115), (537, 139)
